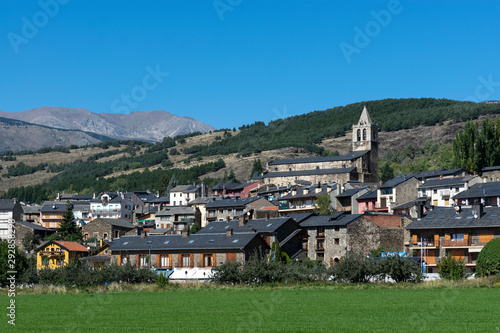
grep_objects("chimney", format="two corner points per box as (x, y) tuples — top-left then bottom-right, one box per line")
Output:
(238, 216), (245, 227)
(226, 216), (231, 223)
(181, 229), (189, 238)
(226, 228), (233, 237)
(416, 202), (424, 219)
(472, 202), (484, 218)
(379, 181), (383, 188)
(440, 174), (443, 180)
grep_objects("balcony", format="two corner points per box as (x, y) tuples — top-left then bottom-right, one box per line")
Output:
(337, 206), (352, 212)
(39, 250), (65, 257)
(441, 239), (471, 247)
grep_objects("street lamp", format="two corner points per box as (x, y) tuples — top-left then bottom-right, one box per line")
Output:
(145, 241), (152, 269)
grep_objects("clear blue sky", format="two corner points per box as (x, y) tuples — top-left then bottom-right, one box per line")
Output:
(1, 1), (499, 129)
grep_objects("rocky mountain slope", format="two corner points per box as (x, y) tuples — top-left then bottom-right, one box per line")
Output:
(0, 107), (215, 148)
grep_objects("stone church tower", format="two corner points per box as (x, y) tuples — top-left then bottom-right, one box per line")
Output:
(352, 105), (379, 182)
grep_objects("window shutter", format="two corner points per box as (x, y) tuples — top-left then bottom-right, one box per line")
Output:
(156, 254), (160, 268)
(412, 234), (417, 245)
(200, 254), (204, 268)
(434, 234), (440, 247)
(178, 254), (182, 267)
(136, 255), (139, 268)
(190, 254), (194, 268)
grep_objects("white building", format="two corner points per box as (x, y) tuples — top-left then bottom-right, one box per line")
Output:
(89, 193), (134, 222)
(0, 199), (23, 240)
(418, 176), (481, 207)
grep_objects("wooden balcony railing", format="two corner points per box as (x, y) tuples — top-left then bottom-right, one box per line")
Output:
(441, 239), (471, 247)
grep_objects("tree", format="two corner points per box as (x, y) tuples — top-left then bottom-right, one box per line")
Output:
(476, 238), (500, 277)
(379, 162), (395, 182)
(22, 232), (41, 253)
(381, 256), (423, 283)
(0, 242), (28, 286)
(437, 252), (466, 280)
(58, 201), (81, 241)
(189, 222), (200, 235)
(249, 159), (264, 179)
(315, 193), (333, 215)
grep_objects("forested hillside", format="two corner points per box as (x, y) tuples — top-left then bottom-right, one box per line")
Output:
(2, 98), (500, 203)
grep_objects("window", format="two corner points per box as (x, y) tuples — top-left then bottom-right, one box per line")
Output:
(160, 254), (171, 268)
(181, 254), (191, 267)
(334, 238), (340, 245)
(317, 227), (325, 237)
(357, 129), (361, 141)
(334, 227), (339, 232)
(139, 255), (148, 267)
(362, 128), (366, 140)
(317, 239), (324, 250)
(203, 254), (214, 267)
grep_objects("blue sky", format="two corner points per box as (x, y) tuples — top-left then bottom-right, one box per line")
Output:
(1, 1), (499, 129)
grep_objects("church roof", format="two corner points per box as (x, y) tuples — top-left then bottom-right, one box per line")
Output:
(268, 150), (368, 166)
(357, 105), (372, 126)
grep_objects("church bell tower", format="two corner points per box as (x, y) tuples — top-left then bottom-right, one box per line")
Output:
(352, 105), (378, 182)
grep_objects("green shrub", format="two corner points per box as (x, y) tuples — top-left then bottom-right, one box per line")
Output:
(476, 238), (500, 277)
(331, 256), (379, 283)
(438, 252), (466, 280)
(157, 273), (169, 288)
(380, 256), (423, 283)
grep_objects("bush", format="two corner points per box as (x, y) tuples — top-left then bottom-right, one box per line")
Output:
(476, 238), (500, 277)
(380, 256), (423, 283)
(157, 273), (169, 288)
(438, 252), (466, 280)
(331, 256), (379, 283)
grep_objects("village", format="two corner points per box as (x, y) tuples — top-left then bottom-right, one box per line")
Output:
(2, 106), (500, 281)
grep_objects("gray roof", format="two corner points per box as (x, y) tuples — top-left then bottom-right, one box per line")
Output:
(156, 207), (196, 216)
(212, 182), (255, 191)
(380, 175), (417, 189)
(268, 150), (369, 166)
(357, 190), (378, 200)
(300, 213), (362, 227)
(151, 196), (170, 203)
(264, 167), (356, 179)
(72, 194), (93, 201)
(392, 197), (428, 210)
(406, 206), (500, 230)
(93, 218), (135, 229)
(132, 191), (158, 203)
(336, 188), (365, 198)
(40, 202), (68, 212)
(108, 233), (266, 252)
(482, 166), (500, 172)
(16, 221), (52, 231)
(410, 168), (467, 180)
(287, 212), (316, 223)
(205, 197), (260, 209)
(22, 205), (41, 214)
(418, 176), (477, 189)
(188, 197), (212, 205)
(452, 182), (500, 199)
(197, 217), (293, 235)
(0, 199), (19, 210)
(171, 185), (200, 193)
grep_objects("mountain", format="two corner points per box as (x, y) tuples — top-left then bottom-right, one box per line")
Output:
(0, 117), (116, 152)
(0, 107), (215, 143)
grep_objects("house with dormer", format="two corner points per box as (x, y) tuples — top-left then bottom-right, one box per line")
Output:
(89, 192), (134, 222)
(418, 175), (481, 207)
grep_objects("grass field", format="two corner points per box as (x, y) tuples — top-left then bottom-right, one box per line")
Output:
(2, 286), (500, 332)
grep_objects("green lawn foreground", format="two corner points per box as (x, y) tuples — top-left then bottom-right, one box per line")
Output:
(2, 287), (500, 332)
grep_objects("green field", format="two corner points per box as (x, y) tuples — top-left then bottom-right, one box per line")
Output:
(2, 287), (500, 332)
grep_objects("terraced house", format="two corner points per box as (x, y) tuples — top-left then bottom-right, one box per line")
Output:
(406, 204), (500, 273)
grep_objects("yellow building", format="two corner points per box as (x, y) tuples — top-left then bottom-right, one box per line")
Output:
(36, 240), (88, 269)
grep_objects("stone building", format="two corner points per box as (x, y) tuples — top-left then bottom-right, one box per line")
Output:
(81, 218), (136, 241)
(263, 106), (379, 186)
(300, 213), (406, 267)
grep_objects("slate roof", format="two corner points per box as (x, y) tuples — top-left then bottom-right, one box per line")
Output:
(287, 212), (316, 224)
(150, 196), (170, 203)
(0, 199), (19, 210)
(452, 182), (500, 199)
(72, 194), (93, 201)
(188, 197), (212, 205)
(16, 221), (51, 231)
(40, 202), (68, 212)
(108, 233), (266, 252)
(405, 206), (500, 230)
(336, 188), (365, 198)
(268, 150), (369, 166)
(92, 218), (135, 229)
(418, 176), (477, 189)
(132, 191), (158, 202)
(300, 213), (363, 227)
(205, 197), (260, 209)
(212, 182), (255, 191)
(409, 168), (467, 181)
(357, 189), (378, 200)
(380, 175), (417, 189)
(22, 205), (41, 214)
(156, 207), (196, 216)
(197, 217), (293, 235)
(279, 185), (330, 200)
(171, 185), (200, 193)
(482, 166), (500, 172)
(392, 197), (428, 210)
(264, 167), (356, 179)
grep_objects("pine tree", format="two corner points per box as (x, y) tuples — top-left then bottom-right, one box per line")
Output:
(58, 201), (81, 241)
(249, 159), (264, 179)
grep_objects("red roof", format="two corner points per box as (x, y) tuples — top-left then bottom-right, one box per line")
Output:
(54, 240), (88, 252)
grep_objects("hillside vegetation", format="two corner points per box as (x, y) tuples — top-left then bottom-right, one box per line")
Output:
(1, 98), (500, 203)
